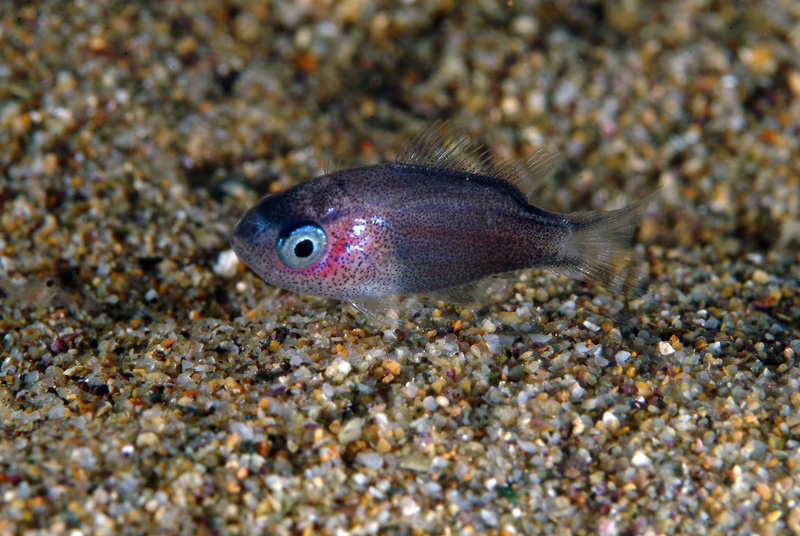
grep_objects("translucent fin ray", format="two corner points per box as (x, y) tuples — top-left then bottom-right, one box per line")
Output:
(323, 157), (345, 175)
(350, 295), (401, 328)
(551, 190), (659, 298)
(426, 274), (511, 304)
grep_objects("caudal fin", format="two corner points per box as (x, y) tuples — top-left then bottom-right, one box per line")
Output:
(554, 191), (658, 297)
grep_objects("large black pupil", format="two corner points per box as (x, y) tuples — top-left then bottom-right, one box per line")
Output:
(294, 239), (314, 258)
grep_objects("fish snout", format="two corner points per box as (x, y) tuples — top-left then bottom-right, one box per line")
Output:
(231, 209), (271, 265)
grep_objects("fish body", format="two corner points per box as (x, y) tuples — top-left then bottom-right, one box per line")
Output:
(232, 122), (654, 320)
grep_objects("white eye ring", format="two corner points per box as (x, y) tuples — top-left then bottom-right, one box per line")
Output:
(277, 223), (327, 269)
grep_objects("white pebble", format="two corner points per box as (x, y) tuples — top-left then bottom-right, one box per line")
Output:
(423, 396), (438, 412)
(484, 334), (502, 354)
(324, 359), (352, 383)
(423, 481), (442, 496)
(501, 96), (520, 116)
(47, 404), (67, 420)
(229, 421), (254, 442)
(615, 351), (631, 364)
(70, 447), (97, 469)
(583, 321), (600, 332)
(213, 249), (240, 278)
(355, 452), (384, 471)
(352, 473), (369, 486)
(481, 508), (499, 527)
(368, 486), (385, 500)
(400, 496), (421, 517)
(602, 411), (620, 432)
(751, 269), (769, 284)
(229, 421), (255, 441)
(511, 14), (539, 38)
(525, 93), (546, 116)
(659, 341), (676, 355)
(631, 450), (652, 467)
(177, 372), (195, 388)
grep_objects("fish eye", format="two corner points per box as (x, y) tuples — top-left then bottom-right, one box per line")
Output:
(277, 223), (327, 270)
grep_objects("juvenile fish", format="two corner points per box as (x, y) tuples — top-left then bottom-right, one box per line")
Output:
(231, 122), (655, 321)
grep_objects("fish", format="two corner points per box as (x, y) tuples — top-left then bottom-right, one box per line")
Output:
(231, 121), (656, 323)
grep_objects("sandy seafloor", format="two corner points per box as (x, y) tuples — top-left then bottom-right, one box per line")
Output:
(1, 1), (800, 535)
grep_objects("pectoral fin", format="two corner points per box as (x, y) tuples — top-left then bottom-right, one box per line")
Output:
(350, 295), (402, 328)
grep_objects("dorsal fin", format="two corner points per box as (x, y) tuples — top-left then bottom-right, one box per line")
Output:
(323, 157), (344, 175)
(396, 120), (563, 200)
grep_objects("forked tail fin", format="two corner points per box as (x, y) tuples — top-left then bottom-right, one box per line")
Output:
(554, 190), (659, 297)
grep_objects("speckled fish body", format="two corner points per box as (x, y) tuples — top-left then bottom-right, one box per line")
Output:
(232, 122), (654, 320)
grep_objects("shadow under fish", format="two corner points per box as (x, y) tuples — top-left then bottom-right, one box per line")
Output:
(231, 121), (658, 325)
